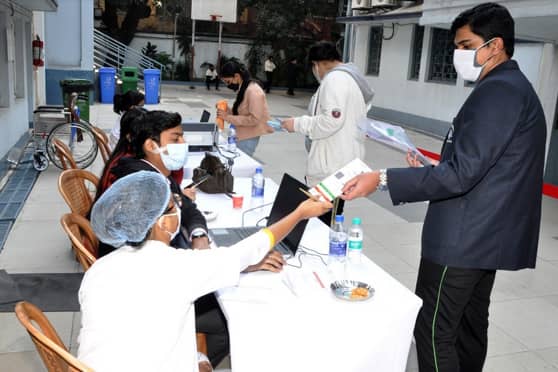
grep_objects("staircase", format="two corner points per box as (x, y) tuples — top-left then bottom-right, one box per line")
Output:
(93, 29), (164, 77)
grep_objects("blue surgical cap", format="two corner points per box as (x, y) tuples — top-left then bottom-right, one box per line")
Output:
(91, 171), (171, 247)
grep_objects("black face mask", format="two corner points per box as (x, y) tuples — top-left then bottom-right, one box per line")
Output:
(227, 83), (239, 92)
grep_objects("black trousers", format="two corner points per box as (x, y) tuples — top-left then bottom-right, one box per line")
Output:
(414, 258), (496, 372)
(195, 293), (229, 367)
(205, 77), (219, 90)
(265, 71), (273, 93)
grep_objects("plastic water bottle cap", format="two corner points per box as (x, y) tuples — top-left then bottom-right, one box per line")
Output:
(230, 124), (236, 129)
(352, 217), (361, 225)
(255, 167), (263, 174)
(335, 215), (344, 223)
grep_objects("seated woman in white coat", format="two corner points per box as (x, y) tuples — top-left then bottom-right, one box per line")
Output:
(77, 171), (331, 372)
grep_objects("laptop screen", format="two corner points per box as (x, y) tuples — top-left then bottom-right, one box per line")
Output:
(266, 174), (310, 253)
(200, 110), (210, 122)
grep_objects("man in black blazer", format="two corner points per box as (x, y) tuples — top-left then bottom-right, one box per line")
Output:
(342, 3), (547, 372)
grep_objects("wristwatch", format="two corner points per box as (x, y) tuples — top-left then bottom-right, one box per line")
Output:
(190, 228), (208, 240)
(377, 169), (388, 192)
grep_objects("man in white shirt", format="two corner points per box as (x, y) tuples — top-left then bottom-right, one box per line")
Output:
(205, 65), (219, 91)
(264, 56), (276, 93)
(78, 171), (331, 372)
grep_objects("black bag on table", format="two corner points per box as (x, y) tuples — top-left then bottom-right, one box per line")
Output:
(192, 152), (234, 194)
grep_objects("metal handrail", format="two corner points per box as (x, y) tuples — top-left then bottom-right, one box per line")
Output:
(93, 29), (164, 73)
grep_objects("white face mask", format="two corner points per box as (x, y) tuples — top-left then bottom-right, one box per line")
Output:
(312, 64), (321, 83)
(158, 209), (181, 240)
(453, 38), (495, 82)
(152, 143), (188, 171)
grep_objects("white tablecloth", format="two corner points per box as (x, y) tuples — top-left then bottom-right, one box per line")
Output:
(182, 177), (279, 229)
(185, 162), (422, 371)
(216, 220), (422, 372)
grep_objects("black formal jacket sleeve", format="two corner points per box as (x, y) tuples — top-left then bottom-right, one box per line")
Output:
(386, 60), (546, 270)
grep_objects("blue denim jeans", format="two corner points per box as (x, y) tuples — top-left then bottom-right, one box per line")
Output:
(237, 136), (260, 157)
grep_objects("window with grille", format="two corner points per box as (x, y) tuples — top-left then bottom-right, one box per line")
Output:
(367, 27), (383, 76)
(428, 28), (457, 83)
(408, 25), (424, 80)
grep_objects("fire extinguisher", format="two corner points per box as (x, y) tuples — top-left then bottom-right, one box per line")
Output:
(32, 35), (44, 67)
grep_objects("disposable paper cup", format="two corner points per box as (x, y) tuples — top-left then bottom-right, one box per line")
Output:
(232, 195), (243, 209)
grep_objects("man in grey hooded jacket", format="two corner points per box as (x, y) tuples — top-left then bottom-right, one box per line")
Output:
(282, 42), (374, 220)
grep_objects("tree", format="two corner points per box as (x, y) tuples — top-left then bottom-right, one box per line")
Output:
(101, 0), (154, 45)
(240, 0), (340, 85)
(142, 41), (158, 59)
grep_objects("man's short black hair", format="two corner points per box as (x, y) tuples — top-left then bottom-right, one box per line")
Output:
(308, 41), (342, 63)
(450, 2), (515, 57)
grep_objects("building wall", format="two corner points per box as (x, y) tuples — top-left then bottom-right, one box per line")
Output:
(129, 33), (253, 79)
(352, 23), (554, 137)
(44, 0), (94, 105)
(354, 23), (476, 136)
(0, 4), (34, 160)
(539, 44), (558, 184)
(351, 20), (558, 183)
(422, 0), (558, 25)
(33, 11), (46, 107)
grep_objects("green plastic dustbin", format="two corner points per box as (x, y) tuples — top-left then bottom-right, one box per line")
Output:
(120, 66), (139, 94)
(60, 79), (93, 122)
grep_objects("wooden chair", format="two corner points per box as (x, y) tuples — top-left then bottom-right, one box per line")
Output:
(58, 169), (99, 217)
(14, 301), (94, 372)
(91, 126), (112, 164)
(52, 138), (78, 170)
(58, 213), (209, 356)
(60, 213), (98, 269)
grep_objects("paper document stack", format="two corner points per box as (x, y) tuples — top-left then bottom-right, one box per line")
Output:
(358, 118), (430, 165)
(308, 158), (372, 202)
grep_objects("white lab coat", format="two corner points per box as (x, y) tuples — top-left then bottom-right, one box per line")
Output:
(294, 70), (368, 186)
(77, 231), (271, 372)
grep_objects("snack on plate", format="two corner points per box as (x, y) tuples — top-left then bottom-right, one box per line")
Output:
(350, 287), (369, 299)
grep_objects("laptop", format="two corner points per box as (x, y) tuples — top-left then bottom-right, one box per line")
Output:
(210, 173), (310, 256)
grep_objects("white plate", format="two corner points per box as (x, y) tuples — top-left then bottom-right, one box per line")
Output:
(330, 280), (374, 301)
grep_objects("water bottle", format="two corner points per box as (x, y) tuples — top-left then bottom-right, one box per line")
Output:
(347, 217), (363, 264)
(251, 166), (265, 201)
(329, 215), (347, 264)
(227, 124), (237, 152)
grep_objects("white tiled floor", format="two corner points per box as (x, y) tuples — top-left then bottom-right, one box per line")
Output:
(0, 84), (557, 371)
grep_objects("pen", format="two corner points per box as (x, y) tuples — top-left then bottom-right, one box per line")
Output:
(298, 187), (315, 199)
(313, 271), (325, 288)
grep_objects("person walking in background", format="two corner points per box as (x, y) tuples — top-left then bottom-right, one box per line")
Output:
(341, 4), (546, 371)
(286, 58), (298, 96)
(264, 55), (276, 93)
(110, 90), (145, 149)
(205, 64), (219, 91)
(281, 42), (374, 223)
(216, 61), (274, 156)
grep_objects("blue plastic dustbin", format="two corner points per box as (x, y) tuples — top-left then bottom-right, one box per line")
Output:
(143, 69), (161, 104)
(99, 67), (116, 104)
